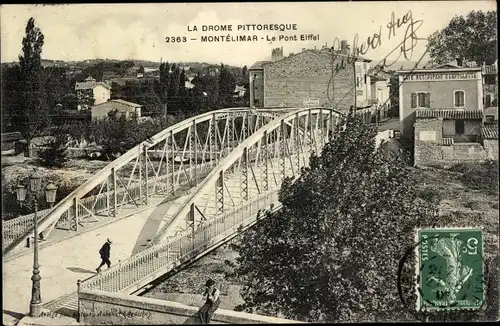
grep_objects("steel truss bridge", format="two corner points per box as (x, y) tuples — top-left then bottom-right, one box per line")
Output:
(2, 106), (382, 315)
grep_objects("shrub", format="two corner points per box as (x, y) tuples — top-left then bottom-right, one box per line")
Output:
(416, 187), (443, 204)
(450, 161), (499, 194)
(234, 112), (439, 322)
(37, 133), (69, 168)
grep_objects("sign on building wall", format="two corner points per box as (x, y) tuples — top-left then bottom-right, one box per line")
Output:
(419, 130), (437, 142)
(303, 98), (320, 106)
(406, 72), (480, 81)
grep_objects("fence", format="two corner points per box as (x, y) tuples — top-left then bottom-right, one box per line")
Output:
(80, 189), (280, 293)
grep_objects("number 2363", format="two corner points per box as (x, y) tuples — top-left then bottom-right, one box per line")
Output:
(166, 37), (187, 43)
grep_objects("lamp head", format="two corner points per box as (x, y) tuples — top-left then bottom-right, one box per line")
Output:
(45, 183), (58, 204)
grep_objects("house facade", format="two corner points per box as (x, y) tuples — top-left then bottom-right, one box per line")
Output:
(482, 62), (498, 122)
(370, 71), (390, 106)
(398, 65), (483, 139)
(91, 99), (142, 121)
(414, 109), (498, 166)
(248, 43), (369, 111)
(75, 76), (112, 110)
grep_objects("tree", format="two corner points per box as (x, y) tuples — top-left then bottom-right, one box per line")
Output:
(61, 93), (78, 110)
(37, 132), (69, 168)
(11, 17), (50, 156)
(388, 74), (399, 118)
(43, 67), (71, 110)
(219, 63), (236, 107)
(242, 65), (248, 78)
(234, 111), (439, 322)
(427, 10), (497, 66)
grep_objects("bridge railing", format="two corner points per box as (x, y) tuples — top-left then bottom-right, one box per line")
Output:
(2, 160), (218, 249)
(3, 108), (287, 255)
(80, 189), (279, 293)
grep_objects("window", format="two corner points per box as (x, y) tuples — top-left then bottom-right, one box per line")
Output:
(356, 77), (360, 87)
(455, 119), (465, 134)
(485, 94), (492, 107)
(485, 115), (495, 123)
(411, 92), (430, 108)
(454, 91), (465, 108)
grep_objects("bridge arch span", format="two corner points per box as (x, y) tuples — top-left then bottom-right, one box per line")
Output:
(149, 107), (344, 246)
(3, 108), (297, 256)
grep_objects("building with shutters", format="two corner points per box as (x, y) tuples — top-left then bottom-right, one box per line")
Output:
(75, 76), (112, 111)
(398, 64), (483, 139)
(248, 41), (372, 111)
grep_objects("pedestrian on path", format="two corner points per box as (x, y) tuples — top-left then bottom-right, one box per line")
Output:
(96, 238), (112, 273)
(199, 279), (221, 324)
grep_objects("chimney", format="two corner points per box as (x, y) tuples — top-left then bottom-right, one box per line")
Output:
(341, 40), (348, 55)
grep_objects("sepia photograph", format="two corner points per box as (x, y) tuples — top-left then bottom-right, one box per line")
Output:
(1, 1), (498, 325)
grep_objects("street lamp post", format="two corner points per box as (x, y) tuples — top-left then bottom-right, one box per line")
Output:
(16, 174), (58, 318)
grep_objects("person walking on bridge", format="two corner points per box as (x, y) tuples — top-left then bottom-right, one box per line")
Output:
(96, 238), (112, 273)
(199, 279), (221, 324)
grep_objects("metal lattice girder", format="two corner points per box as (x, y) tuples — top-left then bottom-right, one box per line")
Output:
(3, 107), (289, 256)
(4, 106), (376, 255)
(149, 107), (348, 246)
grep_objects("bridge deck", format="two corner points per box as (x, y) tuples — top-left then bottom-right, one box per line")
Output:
(2, 185), (194, 317)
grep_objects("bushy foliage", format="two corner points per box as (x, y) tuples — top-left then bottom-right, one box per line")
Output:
(233, 112), (444, 322)
(37, 132), (69, 168)
(427, 10), (497, 66)
(449, 160), (499, 195)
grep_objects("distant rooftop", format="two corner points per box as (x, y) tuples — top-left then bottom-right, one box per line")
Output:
(481, 124), (498, 140)
(249, 61), (271, 70)
(92, 99), (142, 108)
(75, 76), (111, 90)
(483, 65), (498, 75)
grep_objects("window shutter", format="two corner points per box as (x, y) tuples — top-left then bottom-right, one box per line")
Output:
(411, 93), (417, 108)
(460, 91), (465, 107)
(425, 92), (431, 108)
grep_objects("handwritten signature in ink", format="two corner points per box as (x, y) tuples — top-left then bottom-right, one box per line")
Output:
(326, 10), (427, 105)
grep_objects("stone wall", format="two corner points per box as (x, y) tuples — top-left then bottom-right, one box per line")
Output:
(263, 50), (355, 111)
(484, 139), (499, 160)
(414, 117), (491, 166)
(78, 289), (305, 325)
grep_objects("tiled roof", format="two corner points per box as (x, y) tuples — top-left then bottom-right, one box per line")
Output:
(1, 132), (23, 143)
(415, 109), (483, 120)
(92, 99), (142, 110)
(249, 61), (271, 70)
(75, 79), (111, 90)
(441, 138), (454, 146)
(481, 124), (498, 139)
(482, 65), (498, 75)
(109, 99), (142, 107)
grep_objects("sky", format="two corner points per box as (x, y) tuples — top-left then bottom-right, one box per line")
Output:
(0, 1), (497, 68)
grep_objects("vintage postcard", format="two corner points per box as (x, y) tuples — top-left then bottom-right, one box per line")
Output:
(1, 2), (498, 325)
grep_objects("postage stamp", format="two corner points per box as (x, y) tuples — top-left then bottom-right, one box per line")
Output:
(415, 227), (485, 311)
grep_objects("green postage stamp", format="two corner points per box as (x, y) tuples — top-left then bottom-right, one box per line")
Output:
(416, 228), (485, 311)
